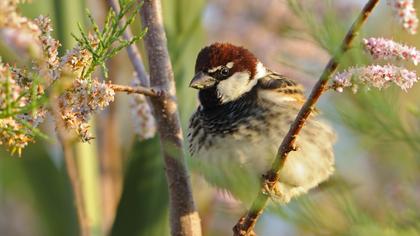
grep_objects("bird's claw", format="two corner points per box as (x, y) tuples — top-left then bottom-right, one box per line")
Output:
(262, 179), (278, 197)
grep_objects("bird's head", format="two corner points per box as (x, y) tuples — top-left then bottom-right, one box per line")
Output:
(190, 43), (267, 106)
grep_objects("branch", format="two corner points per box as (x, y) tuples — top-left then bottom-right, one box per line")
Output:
(106, 0), (150, 87)
(109, 84), (160, 97)
(139, 1), (202, 235)
(233, 0), (380, 235)
(107, 0), (202, 235)
(108, 0), (201, 232)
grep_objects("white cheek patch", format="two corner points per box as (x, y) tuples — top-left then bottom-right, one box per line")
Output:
(255, 61), (267, 79)
(217, 72), (257, 103)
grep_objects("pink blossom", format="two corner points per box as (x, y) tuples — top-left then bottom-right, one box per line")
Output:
(0, 1), (43, 58)
(388, 0), (419, 34)
(0, 27), (42, 57)
(363, 37), (420, 65)
(333, 64), (419, 92)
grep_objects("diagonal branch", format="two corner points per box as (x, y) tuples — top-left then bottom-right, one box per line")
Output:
(107, 0), (150, 87)
(233, 0), (380, 235)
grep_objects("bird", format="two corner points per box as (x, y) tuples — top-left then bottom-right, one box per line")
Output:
(188, 43), (335, 204)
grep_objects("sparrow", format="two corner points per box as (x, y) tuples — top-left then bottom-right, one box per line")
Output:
(188, 43), (335, 204)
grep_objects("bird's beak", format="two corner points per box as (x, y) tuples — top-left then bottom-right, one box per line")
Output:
(189, 72), (217, 89)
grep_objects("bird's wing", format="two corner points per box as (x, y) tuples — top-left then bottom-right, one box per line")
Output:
(257, 71), (306, 104)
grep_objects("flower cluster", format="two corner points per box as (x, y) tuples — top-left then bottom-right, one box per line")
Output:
(334, 36), (420, 93)
(0, 62), (46, 156)
(0, 2), (49, 155)
(363, 37), (420, 65)
(0, 118), (33, 156)
(58, 78), (115, 142)
(55, 35), (106, 142)
(388, 0), (419, 34)
(129, 78), (156, 141)
(1, 1), (109, 144)
(34, 15), (61, 80)
(0, 0), (43, 58)
(333, 65), (419, 93)
(0, 0), (145, 154)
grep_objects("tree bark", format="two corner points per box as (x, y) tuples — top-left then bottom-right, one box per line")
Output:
(139, 1), (202, 235)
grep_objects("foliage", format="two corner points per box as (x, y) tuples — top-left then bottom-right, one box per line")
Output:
(0, 0), (146, 152)
(1, 0), (419, 236)
(72, 0), (146, 79)
(270, 1), (420, 235)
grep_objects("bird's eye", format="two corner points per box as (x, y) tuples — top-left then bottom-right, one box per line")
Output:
(220, 67), (229, 76)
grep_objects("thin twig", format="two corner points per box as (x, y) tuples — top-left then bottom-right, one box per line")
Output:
(107, 0), (150, 87)
(140, 0), (202, 235)
(233, 0), (380, 235)
(109, 84), (159, 97)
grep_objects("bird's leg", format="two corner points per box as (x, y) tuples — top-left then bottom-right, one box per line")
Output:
(262, 181), (287, 202)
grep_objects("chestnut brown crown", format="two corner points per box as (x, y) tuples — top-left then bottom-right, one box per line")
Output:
(195, 43), (258, 79)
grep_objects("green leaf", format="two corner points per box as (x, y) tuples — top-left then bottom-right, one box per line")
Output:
(111, 137), (170, 236)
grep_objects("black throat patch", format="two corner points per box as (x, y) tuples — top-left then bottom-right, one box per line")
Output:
(195, 85), (266, 136)
(198, 84), (258, 112)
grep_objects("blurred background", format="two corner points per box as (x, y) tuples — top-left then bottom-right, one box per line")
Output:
(1, 0), (420, 235)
